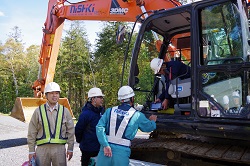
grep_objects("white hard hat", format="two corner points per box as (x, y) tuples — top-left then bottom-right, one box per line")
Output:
(150, 58), (163, 74)
(88, 87), (105, 98)
(223, 95), (229, 104)
(118, 86), (135, 101)
(232, 91), (240, 97)
(44, 82), (61, 93)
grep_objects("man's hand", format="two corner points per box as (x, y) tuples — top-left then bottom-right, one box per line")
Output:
(149, 115), (157, 122)
(134, 103), (144, 111)
(104, 146), (112, 157)
(162, 99), (169, 110)
(67, 151), (73, 161)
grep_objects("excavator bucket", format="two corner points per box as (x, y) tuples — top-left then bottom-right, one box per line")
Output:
(10, 97), (75, 122)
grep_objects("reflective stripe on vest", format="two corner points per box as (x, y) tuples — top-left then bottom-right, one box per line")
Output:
(36, 104), (67, 145)
(107, 106), (136, 147)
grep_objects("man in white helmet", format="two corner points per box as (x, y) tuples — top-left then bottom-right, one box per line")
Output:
(27, 82), (75, 166)
(229, 89), (243, 114)
(75, 87), (105, 166)
(150, 57), (191, 109)
(95, 85), (157, 166)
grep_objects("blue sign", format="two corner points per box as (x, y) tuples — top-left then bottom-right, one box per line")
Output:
(177, 86), (183, 91)
(70, 4), (95, 13)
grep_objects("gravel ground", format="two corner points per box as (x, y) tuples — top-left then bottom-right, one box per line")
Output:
(0, 114), (163, 166)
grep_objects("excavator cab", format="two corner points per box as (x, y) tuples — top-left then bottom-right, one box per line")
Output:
(127, 0), (250, 164)
(128, 0), (250, 141)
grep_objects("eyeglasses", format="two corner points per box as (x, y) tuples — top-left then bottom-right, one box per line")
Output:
(96, 96), (104, 99)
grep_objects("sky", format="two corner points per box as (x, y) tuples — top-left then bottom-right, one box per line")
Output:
(0, 0), (103, 48)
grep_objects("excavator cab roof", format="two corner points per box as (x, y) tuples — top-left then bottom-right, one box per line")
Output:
(148, 10), (191, 38)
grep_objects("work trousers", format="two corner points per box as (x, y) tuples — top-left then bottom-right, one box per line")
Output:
(35, 144), (66, 166)
(81, 150), (98, 166)
(96, 144), (130, 166)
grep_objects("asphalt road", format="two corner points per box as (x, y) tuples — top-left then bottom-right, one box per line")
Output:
(0, 114), (163, 166)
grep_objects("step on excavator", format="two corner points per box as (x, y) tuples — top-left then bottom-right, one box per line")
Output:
(10, 0), (181, 122)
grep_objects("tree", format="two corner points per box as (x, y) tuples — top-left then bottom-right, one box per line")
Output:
(20, 45), (40, 96)
(93, 22), (135, 107)
(55, 21), (91, 117)
(8, 26), (23, 43)
(0, 27), (39, 113)
(2, 38), (24, 96)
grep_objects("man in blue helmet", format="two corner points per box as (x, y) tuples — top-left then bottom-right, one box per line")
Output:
(95, 85), (157, 166)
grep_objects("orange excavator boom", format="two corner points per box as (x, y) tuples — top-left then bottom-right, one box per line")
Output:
(11, 0), (181, 122)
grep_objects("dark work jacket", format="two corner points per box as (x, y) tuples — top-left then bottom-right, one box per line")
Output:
(75, 102), (104, 152)
(159, 61), (191, 100)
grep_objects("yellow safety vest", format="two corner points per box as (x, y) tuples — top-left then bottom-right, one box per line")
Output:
(36, 104), (67, 145)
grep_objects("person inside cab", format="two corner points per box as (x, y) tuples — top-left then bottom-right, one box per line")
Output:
(150, 57), (191, 110)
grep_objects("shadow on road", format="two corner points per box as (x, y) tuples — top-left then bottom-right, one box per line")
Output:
(0, 138), (27, 149)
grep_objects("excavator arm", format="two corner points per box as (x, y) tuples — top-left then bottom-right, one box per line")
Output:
(11, 0), (181, 122)
(33, 0), (181, 97)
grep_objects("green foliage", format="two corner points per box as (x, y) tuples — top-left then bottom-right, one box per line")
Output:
(0, 31), (40, 113)
(132, 31), (157, 105)
(55, 21), (91, 117)
(93, 22), (135, 108)
(0, 22), (153, 118)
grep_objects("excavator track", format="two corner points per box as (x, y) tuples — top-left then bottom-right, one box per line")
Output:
(131, 136), (250, 166)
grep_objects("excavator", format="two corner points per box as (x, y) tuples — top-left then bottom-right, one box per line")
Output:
(123, 0), (250, 165)
(10, 0), (182, 122)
